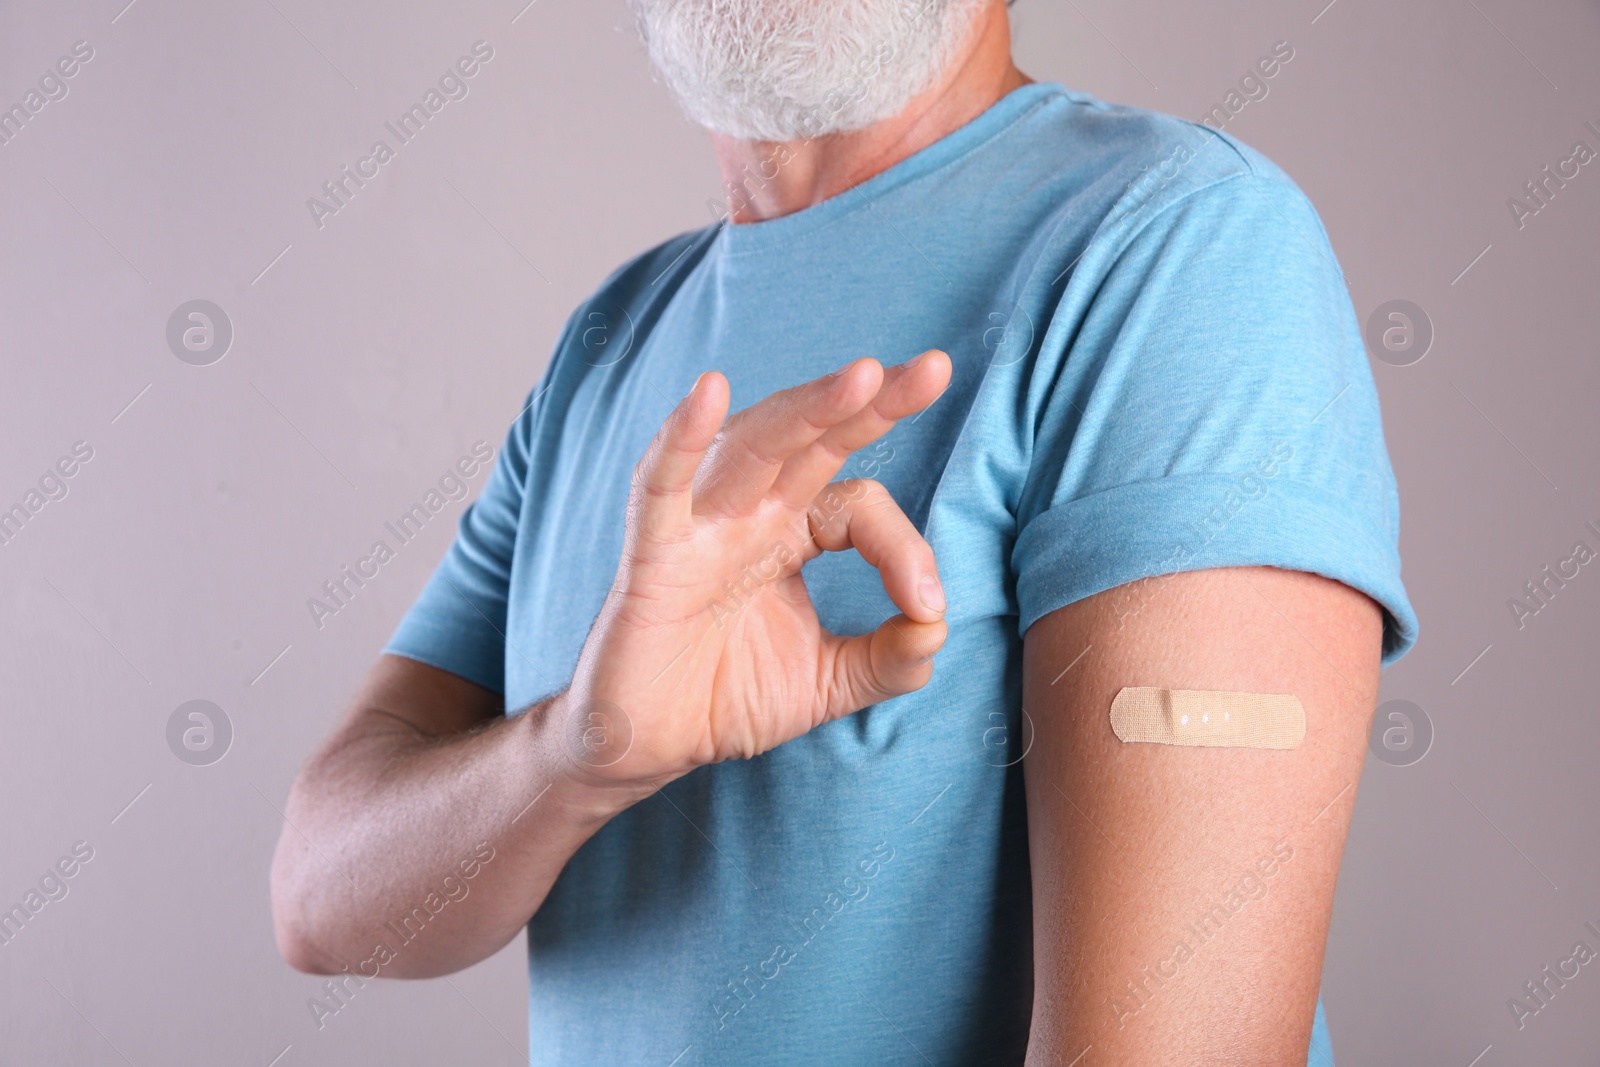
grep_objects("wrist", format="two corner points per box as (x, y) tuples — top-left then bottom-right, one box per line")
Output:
(523, 690), (665, 824)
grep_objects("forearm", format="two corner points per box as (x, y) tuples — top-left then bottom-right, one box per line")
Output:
(270, 356), (952, 980)
(270, 692), (650, 979)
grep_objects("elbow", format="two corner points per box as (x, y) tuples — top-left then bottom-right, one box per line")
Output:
(275, 917), (340, 976)
(270, 872), (342, 975)
(269, 834), (343, 976)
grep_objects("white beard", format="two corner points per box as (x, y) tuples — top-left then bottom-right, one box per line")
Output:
(628, 0), (992, 142)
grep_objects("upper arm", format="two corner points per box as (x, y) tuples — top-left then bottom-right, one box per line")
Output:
(354, 653), (505, 737)
(1021, 565), (1381, 1064)
(295, 654), (504, 790)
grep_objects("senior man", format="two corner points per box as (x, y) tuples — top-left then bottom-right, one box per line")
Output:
(270, 1), (1416, 1063)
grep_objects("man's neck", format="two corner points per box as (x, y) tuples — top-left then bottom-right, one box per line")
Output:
(708, 2), (1030, 224)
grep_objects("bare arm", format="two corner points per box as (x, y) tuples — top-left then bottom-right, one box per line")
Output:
(1022, 566), (1382, 1064)
(269, 352), (954, 979)
(268, 655), (642, 978)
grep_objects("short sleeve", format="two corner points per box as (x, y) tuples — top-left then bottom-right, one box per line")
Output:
(380, 227), (715, 693)
(1012, 168), (1418, 665)
(382, 373), (549, 694)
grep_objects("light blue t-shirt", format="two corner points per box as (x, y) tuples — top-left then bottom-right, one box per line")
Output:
(388, 81), (1415, 1066)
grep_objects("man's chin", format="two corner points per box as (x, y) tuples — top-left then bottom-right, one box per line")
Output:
(633, 0), (986, 143)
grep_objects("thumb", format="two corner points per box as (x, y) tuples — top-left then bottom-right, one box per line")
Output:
(820, 614), (948, 719)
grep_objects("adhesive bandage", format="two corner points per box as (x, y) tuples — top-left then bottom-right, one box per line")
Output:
(1109, 687), (1305, 749)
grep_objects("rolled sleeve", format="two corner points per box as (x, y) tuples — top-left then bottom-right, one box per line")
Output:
(1013, 158), (1417, 664)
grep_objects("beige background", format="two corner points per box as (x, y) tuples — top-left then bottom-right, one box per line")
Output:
(2, 0), (1598, 1063)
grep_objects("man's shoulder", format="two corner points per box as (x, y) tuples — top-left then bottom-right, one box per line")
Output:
(537, 223), (719, 383)
(586, 224), (721, 305)
(1014, 86), (1309, 237)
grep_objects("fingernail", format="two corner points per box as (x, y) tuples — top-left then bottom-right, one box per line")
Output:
(686, 371), (707, 399)
(903, 352), (923, 369)
(919, 575), (946, 614)
(828, 359), (856, 378)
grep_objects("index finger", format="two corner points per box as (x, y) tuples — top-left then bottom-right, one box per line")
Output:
(769, 349), (951, 508)
(691, 357), (884, 517)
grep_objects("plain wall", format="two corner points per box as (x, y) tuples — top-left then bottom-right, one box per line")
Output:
(2, 0), (1597, 1063)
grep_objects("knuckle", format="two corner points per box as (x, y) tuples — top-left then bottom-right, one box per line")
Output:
(860, 484), (903, 519)
(704, 428), (731, 458)
(629, 462), (670, 502)
(636, 480), (678, 503)
(815, 436), (854, 465)
(855, 649), (886, 703)
(838, 477), (881, 502)
(741, 442), (781, 470)
(793, 405), (829, 438)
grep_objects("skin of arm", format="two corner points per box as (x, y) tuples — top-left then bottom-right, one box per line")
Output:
(1021, 565), (1382, 1065)
(268, 658), (643, 978)
(269, 353), (954, 978)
